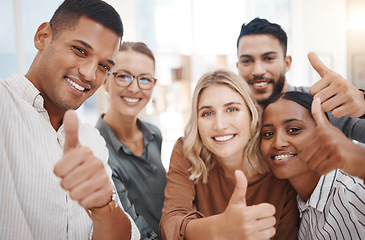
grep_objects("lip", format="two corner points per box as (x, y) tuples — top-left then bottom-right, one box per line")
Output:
(250, 79), (272, 90)
(122, 96), (141, 105)
(211, 134), (236, 143)
(270, 151), (297, 165)
(65, 76), (90, 97)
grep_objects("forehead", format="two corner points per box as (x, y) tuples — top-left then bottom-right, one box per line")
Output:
(115, 50), (154, 70)
(198, 84), (243, 106)
(237, 34), (284, 56)
(263, 99), (314, 123)
(58, 16), (121, 60)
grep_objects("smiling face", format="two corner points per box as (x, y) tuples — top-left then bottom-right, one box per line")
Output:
(104, 49), (155, 119)
(260, 98), (316, 179)
(236, 34), (291, 105)
(28, 16), (121, 114)
(197, 84), (252, 167)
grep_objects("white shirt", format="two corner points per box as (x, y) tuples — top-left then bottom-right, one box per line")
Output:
(297, 169), (365, 240)
(0, 73), (140, 240)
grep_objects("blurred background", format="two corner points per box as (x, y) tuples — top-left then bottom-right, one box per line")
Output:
(1, 0), (365, 168)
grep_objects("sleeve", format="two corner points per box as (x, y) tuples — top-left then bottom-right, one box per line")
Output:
(327, 113), (365, 144)
(274, 183), (299, 240)
(158, 138), (205, 240)
(103, 163), (141, 240)
(112, 172), (158, 240)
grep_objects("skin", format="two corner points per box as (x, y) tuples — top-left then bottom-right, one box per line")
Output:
(26, 16), (120, 130)
(25, 16), (131, 239)
(185, 84), (276, 240)
(260, 98), (321, 201)
(236, 34), (292, 106)
(103, 50), (155, 157)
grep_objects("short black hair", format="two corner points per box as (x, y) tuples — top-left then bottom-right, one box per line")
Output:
(50, 0), (123, 39)
(237, 17), (287, 56)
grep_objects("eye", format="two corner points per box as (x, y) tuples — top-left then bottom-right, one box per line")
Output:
(240, 58), (252, 65)
(99, 63), (111, 73)
(227, 107), (238, 113)
(201, 111), (213, 117)
(139, 77), (153, 83)
(288, 127), (301, 134)
(72, 46), (87, 57)
(261, 131), (274, 138)
(116, 74), (132, 81)
(264, 56), (275, 62)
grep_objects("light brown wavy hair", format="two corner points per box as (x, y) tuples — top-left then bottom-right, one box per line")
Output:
(183, 69), (269, 183)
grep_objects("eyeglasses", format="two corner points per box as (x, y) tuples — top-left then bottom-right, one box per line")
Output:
(107, 72), (157, 90)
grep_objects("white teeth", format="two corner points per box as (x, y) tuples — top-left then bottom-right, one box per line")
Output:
(214, 135), (234, 141)
(66, 77), (85, 91)
(123, 97), (139, 103)
(274, 154), (293, 160)
(254, 82), (268, 87)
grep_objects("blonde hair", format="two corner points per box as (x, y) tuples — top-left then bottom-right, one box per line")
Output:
(183, 69), (269, 183)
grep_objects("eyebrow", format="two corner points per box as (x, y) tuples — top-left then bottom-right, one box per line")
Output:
(74, 39), (115, 66)
(198, 101), (242, 112)
(117, 69), (153, 77)
(239, 51), (278, 59)
(262, 118), (304, 128)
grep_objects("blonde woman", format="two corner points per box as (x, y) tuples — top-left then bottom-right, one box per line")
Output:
(159, 69), (298, 240)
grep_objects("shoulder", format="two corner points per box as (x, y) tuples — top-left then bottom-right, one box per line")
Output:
(78, 122), (108, 162)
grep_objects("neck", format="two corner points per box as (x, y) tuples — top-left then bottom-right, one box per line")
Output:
(103, 110), (139, 141)
(288, 171), (321, 201)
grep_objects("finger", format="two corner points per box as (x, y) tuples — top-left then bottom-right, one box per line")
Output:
(311, 97), (330, 127)
(63, 110), (80, 153)
(229, 170), (248, 206)
(308, 51), (331, 78)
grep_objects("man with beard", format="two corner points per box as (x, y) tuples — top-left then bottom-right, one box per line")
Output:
(236, 17), (365, 144)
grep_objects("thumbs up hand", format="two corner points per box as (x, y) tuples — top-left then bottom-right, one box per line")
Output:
(298, 98), (365, 178)
(219, 170), (276, 240)
(54, 110), (112, 210)
(308, 51), (365, 118)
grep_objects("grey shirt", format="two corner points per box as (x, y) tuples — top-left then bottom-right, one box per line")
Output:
(96, 115), (167, 239)
(288, 85), (365, 143)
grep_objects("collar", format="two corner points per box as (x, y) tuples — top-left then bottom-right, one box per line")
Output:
(95, 114), (157, 154)
(5, 73), (45, 111)
(297, 170), (338, 215)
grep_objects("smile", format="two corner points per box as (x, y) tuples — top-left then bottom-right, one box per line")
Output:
(213, 135), (234, 142)
(65, 77), (87, 92)
(253, 82), (269, 88)
(274, 154), (294, 160)
(271, 153), (296, 165)
(123, 97), (140, 103)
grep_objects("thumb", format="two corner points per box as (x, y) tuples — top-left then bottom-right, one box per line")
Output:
(308, 51), (330, 78)
(63, 110), (80, 153)
(312, 97), (329, 127)
(229, 170), (248, 206)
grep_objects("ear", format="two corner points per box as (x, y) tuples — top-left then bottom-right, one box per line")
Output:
(34, 22), (53, 51)
(103, 76), (110, 92)
(284, 55), (292, 73)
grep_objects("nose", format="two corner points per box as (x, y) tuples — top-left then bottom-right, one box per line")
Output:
(252, 60), (266, 77)
(79, 59), (97, 81)
(127, 77), (140, 93)
(272, 132), (289, 149)
(213, 112), (228, 130)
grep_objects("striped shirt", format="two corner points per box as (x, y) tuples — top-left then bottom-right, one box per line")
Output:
(0, 73), (140, 240)
(297, 169), (365, 240)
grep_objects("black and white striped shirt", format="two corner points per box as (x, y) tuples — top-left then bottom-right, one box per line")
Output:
(297, 169), (365, 240)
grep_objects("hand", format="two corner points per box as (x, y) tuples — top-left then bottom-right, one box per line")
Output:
(54, 110), (112, 209)
(298, 97), (365, 179)
(221, 170), (276, 240)
(308, 51), (365, 118)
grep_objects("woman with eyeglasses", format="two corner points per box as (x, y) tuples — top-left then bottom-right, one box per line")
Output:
(95, 42), (166, 240)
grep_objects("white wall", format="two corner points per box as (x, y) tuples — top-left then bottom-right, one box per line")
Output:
(289, 0), (347, 87)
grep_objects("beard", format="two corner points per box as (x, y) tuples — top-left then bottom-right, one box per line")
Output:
(257, 73), (286, 106)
